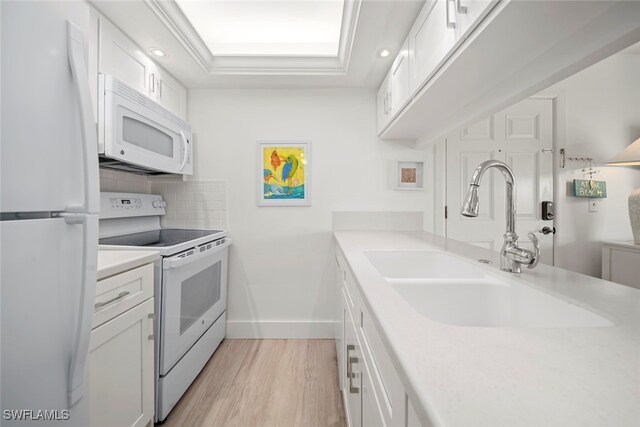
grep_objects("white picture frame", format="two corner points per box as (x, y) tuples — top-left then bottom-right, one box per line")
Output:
(257, 140), (311, 206)
(395, 161), (424, 190)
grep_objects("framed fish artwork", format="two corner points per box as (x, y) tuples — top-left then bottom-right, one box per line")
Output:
(257, 141), (311, 206)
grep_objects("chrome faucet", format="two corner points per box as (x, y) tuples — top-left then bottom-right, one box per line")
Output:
(461, 160), (540, 273)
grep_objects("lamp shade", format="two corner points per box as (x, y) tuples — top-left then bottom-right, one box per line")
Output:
(607, 137), (640, 166)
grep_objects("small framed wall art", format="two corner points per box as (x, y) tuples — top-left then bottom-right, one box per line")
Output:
(257, 141), (311, 206)
(395, 161), (424, 190)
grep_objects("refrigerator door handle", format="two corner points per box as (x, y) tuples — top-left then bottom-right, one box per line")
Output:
(62, 213), (98, 407)
(67, 21), (99, 214)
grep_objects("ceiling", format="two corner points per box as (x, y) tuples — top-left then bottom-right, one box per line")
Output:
(89, 0), (424, 89)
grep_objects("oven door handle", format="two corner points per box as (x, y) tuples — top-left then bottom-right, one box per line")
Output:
(162, 238), (232, 270)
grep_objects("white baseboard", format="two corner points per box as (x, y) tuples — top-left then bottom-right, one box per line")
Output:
(225, 320), (338, 339)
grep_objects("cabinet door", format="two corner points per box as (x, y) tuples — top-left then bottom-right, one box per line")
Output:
(90, 299), (154, 427)
(344, 296), (362, 427)
(390, 39), (411, 116)
(408, 0), (457, 93)
(98, 17), (156, 97)
(377, 73), (392, 134)
(407, 397), (424, 427)
(455, 0), (497, 41)
(336, 260), (346, 392)
(362, 358), (386, 427)
(155, 69), (188, 120)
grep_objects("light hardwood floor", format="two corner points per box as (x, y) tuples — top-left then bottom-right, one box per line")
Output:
(161, 339), (347, 427)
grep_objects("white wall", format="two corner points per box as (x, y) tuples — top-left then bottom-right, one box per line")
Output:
(188, 88), (428, 337)
(540, 53), (640, 277)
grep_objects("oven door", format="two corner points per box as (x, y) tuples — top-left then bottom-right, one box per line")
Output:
(99, 74), (193, 175)
(159, 240), (229, 375)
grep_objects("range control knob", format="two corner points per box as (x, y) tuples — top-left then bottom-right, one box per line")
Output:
(152, 201), (160, 208)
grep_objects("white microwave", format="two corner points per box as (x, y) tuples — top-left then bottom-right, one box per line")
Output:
(97, 74), (193, 175)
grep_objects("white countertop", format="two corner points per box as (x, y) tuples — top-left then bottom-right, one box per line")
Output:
(97, 250), (160, 280)
(334, 231), (640, 427)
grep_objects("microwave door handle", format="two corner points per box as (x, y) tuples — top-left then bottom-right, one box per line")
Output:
(67, 21), (99, 214)
(179, 130), (189, 172)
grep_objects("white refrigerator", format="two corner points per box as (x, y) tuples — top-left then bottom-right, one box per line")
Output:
(1, 1), (99, 426)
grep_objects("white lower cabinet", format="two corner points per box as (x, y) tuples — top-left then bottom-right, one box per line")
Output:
(344, 299), (363, 427)
(90, 264), (155, 427)
(362, 358), (385, 427)
(602, 241), (640, 289)
(336, 246), (423, 427)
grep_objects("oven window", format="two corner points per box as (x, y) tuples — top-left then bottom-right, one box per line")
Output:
(122, 116), (173, 158)
(179, 262), (221, 334)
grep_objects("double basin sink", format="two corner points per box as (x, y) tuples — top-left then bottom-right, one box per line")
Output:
(365, 251), (612, 328)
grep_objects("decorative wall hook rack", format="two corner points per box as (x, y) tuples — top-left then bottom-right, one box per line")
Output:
(559, 148), (593, 169)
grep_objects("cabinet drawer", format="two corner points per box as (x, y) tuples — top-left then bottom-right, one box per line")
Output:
(360, 302), (406, 426)
(337, 247), (359, 311)
(93, 263), (154, 328)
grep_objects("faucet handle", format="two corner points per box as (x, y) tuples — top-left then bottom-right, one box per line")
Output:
(526, 232), (541, 269)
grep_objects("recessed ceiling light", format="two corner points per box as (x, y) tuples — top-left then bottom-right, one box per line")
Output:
(150, 48), (166, 57)
(377, 48), (391, 59)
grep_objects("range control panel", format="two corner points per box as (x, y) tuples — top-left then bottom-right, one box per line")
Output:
(100, 192), (166, 219)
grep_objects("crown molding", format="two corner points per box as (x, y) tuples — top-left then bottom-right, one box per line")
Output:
(144, 0), (362, 75)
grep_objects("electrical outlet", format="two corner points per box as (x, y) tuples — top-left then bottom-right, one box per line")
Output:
(588, 199), (599, 212)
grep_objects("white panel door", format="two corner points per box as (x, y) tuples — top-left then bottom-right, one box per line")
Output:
(447, 99), (554, 264)
(1, 0), (89, 213)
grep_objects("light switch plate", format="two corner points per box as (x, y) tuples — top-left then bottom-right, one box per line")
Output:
(588, 199), (599, 212)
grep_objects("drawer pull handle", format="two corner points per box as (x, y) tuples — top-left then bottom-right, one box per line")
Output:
(148, 312), (155, 341)
(346, 345), (360, 394)
(95, 291), (130, 309)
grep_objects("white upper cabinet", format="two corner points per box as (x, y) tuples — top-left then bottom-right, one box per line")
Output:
(98, 17), (157, 97)
(155, 69), (188, 119)
(408, 0), (457, 94)
(390, 38), (411, 116)
(455, 0), (498, 40)
(95, 12), (188, 120)
(378, 1), (640, 142)
(376, 72), (392, 134)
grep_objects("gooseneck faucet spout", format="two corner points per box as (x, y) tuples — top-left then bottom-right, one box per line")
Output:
(461, 160), (540, 273)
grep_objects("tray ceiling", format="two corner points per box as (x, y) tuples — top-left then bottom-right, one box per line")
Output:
(146, 0), (360, 75)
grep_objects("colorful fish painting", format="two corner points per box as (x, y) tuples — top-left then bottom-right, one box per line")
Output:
(271, 150), (281, 171)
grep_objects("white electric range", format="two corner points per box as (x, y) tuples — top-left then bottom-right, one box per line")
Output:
(99, 192), (230, 422)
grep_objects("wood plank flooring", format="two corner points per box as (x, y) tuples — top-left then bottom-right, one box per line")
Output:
(161, 339), (346, 427)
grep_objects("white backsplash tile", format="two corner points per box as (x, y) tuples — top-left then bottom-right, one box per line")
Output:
(150, 179), (227, 231)
(99, 169), (151, 194)
(332, 211), (424, 231)
(99, 170), (227, 231)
